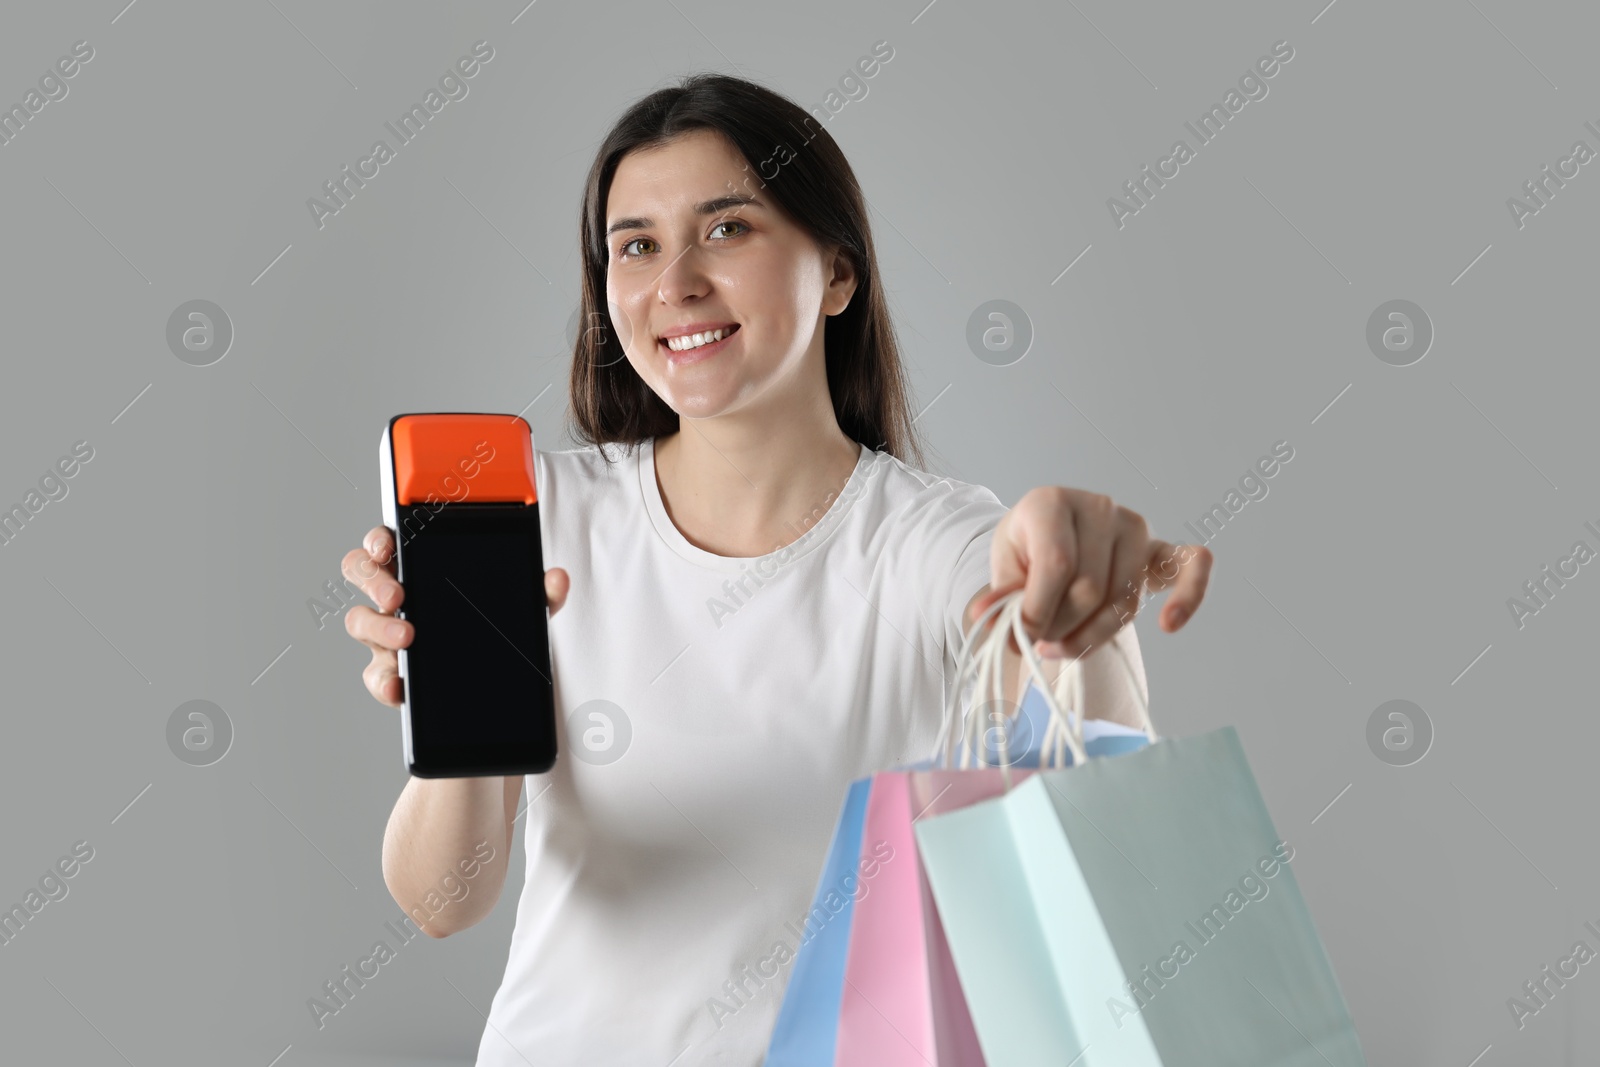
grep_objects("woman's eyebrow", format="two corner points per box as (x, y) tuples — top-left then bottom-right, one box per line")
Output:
(605, 194), (763, 239)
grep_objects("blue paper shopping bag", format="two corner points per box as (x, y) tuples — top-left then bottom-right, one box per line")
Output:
(763, 776), (871, 1066)
(915, 726), (1369, 1067)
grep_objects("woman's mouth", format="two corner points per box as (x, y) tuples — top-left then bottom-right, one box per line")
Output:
(659, 323), (739, 366)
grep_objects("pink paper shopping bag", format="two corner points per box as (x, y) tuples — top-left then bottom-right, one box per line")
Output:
(834, 766), (1039, 1066)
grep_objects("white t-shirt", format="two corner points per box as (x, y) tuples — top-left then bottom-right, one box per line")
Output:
(473, 435), (1148, 1066)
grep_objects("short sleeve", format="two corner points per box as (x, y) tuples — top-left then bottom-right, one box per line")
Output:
(942, 521), (998, 664)
(893, 481), (1009, 674)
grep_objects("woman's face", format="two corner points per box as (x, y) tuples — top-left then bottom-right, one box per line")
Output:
(603, 128), (855, 423)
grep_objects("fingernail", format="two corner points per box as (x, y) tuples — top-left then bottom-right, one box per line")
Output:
(1169, 607), (1187, 627)
(387, 621), (407, 643)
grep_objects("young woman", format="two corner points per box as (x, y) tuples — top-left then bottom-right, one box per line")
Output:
(340, 73), (1210, 1065)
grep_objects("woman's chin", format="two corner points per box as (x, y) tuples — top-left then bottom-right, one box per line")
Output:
(664, 398), (734, 422)
(659, 385), (750, 423)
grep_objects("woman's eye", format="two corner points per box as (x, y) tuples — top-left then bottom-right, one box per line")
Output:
(619, 237), (657, 259)
(712, 220), (748, 239)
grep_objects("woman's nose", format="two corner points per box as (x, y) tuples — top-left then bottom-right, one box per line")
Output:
(654, 245), (712, 304)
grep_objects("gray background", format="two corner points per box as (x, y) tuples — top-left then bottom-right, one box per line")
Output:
(0, 0), (1593, 1063)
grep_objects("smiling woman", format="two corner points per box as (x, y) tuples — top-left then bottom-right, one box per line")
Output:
(571, 93), (919, 478)
(351, 70), (1208, 1067)
(593, 126), (871, 480)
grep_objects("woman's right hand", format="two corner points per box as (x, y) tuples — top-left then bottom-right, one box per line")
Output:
(341, 524), (570, 708)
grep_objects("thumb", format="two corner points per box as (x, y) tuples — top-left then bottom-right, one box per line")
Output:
(544, 567), (570, 617)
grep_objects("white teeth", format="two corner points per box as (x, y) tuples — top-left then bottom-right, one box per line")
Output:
(664, 327), (731, 352)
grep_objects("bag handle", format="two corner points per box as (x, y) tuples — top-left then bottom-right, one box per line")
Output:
(929, 588), (1154, 772)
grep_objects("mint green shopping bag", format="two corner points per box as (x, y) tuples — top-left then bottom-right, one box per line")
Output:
(915, 724), (1368, 1067)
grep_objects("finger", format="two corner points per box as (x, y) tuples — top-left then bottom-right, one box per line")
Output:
(1045, 580), (1141, 663)
(1038, 495), (1124, 645)
(545, 567), (570, 617)
(345, 603), (412, 654)
(365, 525), (397, 567)
(1048, 512), (1147, 653)
(342, 547), (404, 615)
(1141, 540), (1213, 630)
(965, 580), (1008, 635)
(1009, 493), (1083, 649)
(1138, 539), (1189, 592)
(974, 515), (1026, 651)
(363, 649), (403, 707)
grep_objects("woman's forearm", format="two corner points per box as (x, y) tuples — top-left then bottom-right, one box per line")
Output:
(380, 775), (514, 938)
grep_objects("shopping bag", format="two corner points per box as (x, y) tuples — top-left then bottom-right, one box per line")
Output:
(766, 768), (1006, 1067)
(917, 715), (1369, 1065)
(835, 767), (1025, 1065)
(763, 777), (872, 1067)
(767, 589), (1152, 1067)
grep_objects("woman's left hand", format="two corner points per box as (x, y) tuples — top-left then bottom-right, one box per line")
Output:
(967, 486), (1213, 659)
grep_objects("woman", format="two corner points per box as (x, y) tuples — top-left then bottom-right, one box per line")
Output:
(340, 73), (1210, 1065)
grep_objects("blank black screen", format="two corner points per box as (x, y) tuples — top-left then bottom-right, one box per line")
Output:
(397, 504), (554, 773)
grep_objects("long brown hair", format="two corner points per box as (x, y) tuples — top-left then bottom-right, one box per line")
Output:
(567, 72), (925, 468)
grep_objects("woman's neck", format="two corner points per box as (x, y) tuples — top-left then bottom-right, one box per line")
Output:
(652, 411), (862, 558)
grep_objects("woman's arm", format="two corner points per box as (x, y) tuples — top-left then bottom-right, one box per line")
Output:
(369, 564), (570, 938)
(381, 776), (515, 938)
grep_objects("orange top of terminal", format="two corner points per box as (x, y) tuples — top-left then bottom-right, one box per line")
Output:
(392, 414), (537, 506)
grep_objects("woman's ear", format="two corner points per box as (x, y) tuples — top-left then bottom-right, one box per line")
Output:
(822, 244), (858, 317)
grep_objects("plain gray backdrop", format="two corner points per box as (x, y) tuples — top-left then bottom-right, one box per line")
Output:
(1, 0), (1595, 1063)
